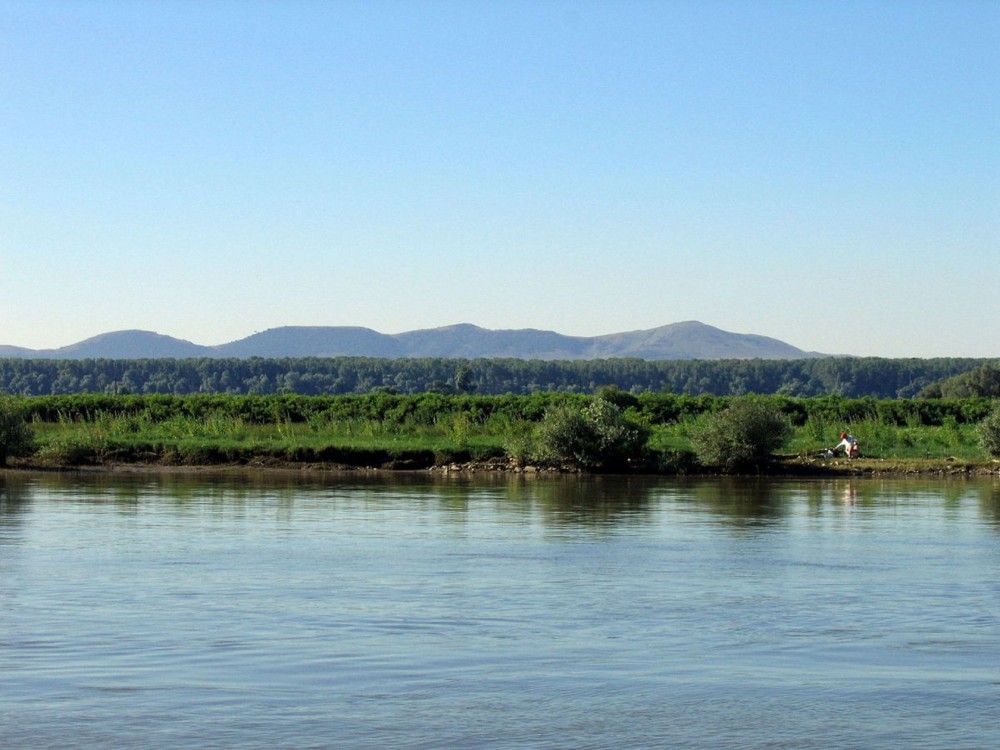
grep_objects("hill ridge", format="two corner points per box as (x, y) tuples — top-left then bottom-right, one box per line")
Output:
(0, 321), (825, 361)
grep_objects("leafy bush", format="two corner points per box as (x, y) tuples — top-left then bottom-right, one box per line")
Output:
(690, 397), (792, 472)
(584, 399), (650, 469)
(977, 401), (1000, 458)
(533, 398), (650, 471)
(0, 396), (35, 465)
(501, 418), (536, 466)
(594, 385), (640, 411)
(533, 406), (598, 468)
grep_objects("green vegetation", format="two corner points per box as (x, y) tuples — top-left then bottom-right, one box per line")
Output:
(0, 355), (995, 398)
(0, 396), (34, 466)
(532, 397), (650, 471)
(2, 392), (998, 474)
(921, 363), (1000, 398)
(690, 398), (792, 473)
(977, 401), (1000, 458)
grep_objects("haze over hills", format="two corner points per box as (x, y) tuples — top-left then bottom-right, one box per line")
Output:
(0, 321), (826, 361)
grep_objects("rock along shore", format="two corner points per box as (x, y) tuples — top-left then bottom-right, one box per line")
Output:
(6, 454), (1000, 478)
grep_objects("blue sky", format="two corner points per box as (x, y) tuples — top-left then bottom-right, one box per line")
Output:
(2, 0), (997, 357)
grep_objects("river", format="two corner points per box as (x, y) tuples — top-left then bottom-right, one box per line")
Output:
(2, 472), (998, 749)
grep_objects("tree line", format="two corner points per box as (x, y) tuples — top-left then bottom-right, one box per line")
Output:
(919, 363), (1000, 398)
(0, 356), (994, 399)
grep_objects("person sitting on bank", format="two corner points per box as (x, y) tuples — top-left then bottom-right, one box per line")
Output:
(836, 432), (860, 458)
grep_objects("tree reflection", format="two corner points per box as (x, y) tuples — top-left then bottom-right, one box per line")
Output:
(8, 470), (1000, 536)
(0, 474), (31, 532)
(517, 475), (657, 529)
(684, 478), (791, 528)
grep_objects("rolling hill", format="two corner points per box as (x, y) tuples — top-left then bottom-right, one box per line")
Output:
(0, 321), (824, 361)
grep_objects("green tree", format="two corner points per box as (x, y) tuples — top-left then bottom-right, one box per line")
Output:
(690, 397), (792, 472)
(927, 364), (1000, 399)
(533, 397), (649, 470)
(977, 401), (1000, 458)
(0, 396), (35, 466)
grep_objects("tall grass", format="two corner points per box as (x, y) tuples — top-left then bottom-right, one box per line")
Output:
(785, 415), (981, 459)
(31, 408), (510, 467)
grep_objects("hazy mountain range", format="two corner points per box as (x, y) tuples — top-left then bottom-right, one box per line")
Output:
(0, 321), (826, 361)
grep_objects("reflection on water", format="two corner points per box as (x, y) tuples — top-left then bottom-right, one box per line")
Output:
(5, 470), (1000, 527)
(2, 471), (999, 750)
(7, 471), (1000, 527)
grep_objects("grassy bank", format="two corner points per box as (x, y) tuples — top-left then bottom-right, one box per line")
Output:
(27, 413), (509, 470)
(3, 393), (998, 475)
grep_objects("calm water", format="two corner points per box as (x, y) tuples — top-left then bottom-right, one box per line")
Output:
(2, 471), (999, 749)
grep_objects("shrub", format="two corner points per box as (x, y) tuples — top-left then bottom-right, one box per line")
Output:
(533, 405), (598, 468)
(501, 418), (536, 467)
(977, 401), (1000, 458)
(0, 396), (35, 466)
(533, 398), (649, 471)
(594, 386), (640, 411)
(690, 397), (792, 472)
(583, 398), (650, 470)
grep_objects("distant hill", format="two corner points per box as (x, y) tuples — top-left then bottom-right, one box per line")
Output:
(0, 331), (210, 359)
(0, 321), (825, 361)
(56, 331), (211, 359)
(588, 321), (811, 359)
(215, 327), (405, 358)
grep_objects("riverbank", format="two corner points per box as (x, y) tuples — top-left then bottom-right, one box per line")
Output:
(774, 454), (1000, 477)
(7, 452), (1000, 478)
(4, 392), (998, 478)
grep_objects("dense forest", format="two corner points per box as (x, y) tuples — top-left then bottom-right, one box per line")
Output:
(919, 363), (1000, 398)
(0, 356), (995, 398)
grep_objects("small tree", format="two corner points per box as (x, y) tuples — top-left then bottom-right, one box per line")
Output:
(690, 397), (792, 473)
(534, 405), (600, 468)
(0, 396), (35, 466)
(583, 398), (650, 470)
(533, 398), (649, 471)
(977, 401), (1000, 458)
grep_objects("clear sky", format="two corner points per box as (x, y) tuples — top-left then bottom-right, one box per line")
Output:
(1, 0), (997, 357)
